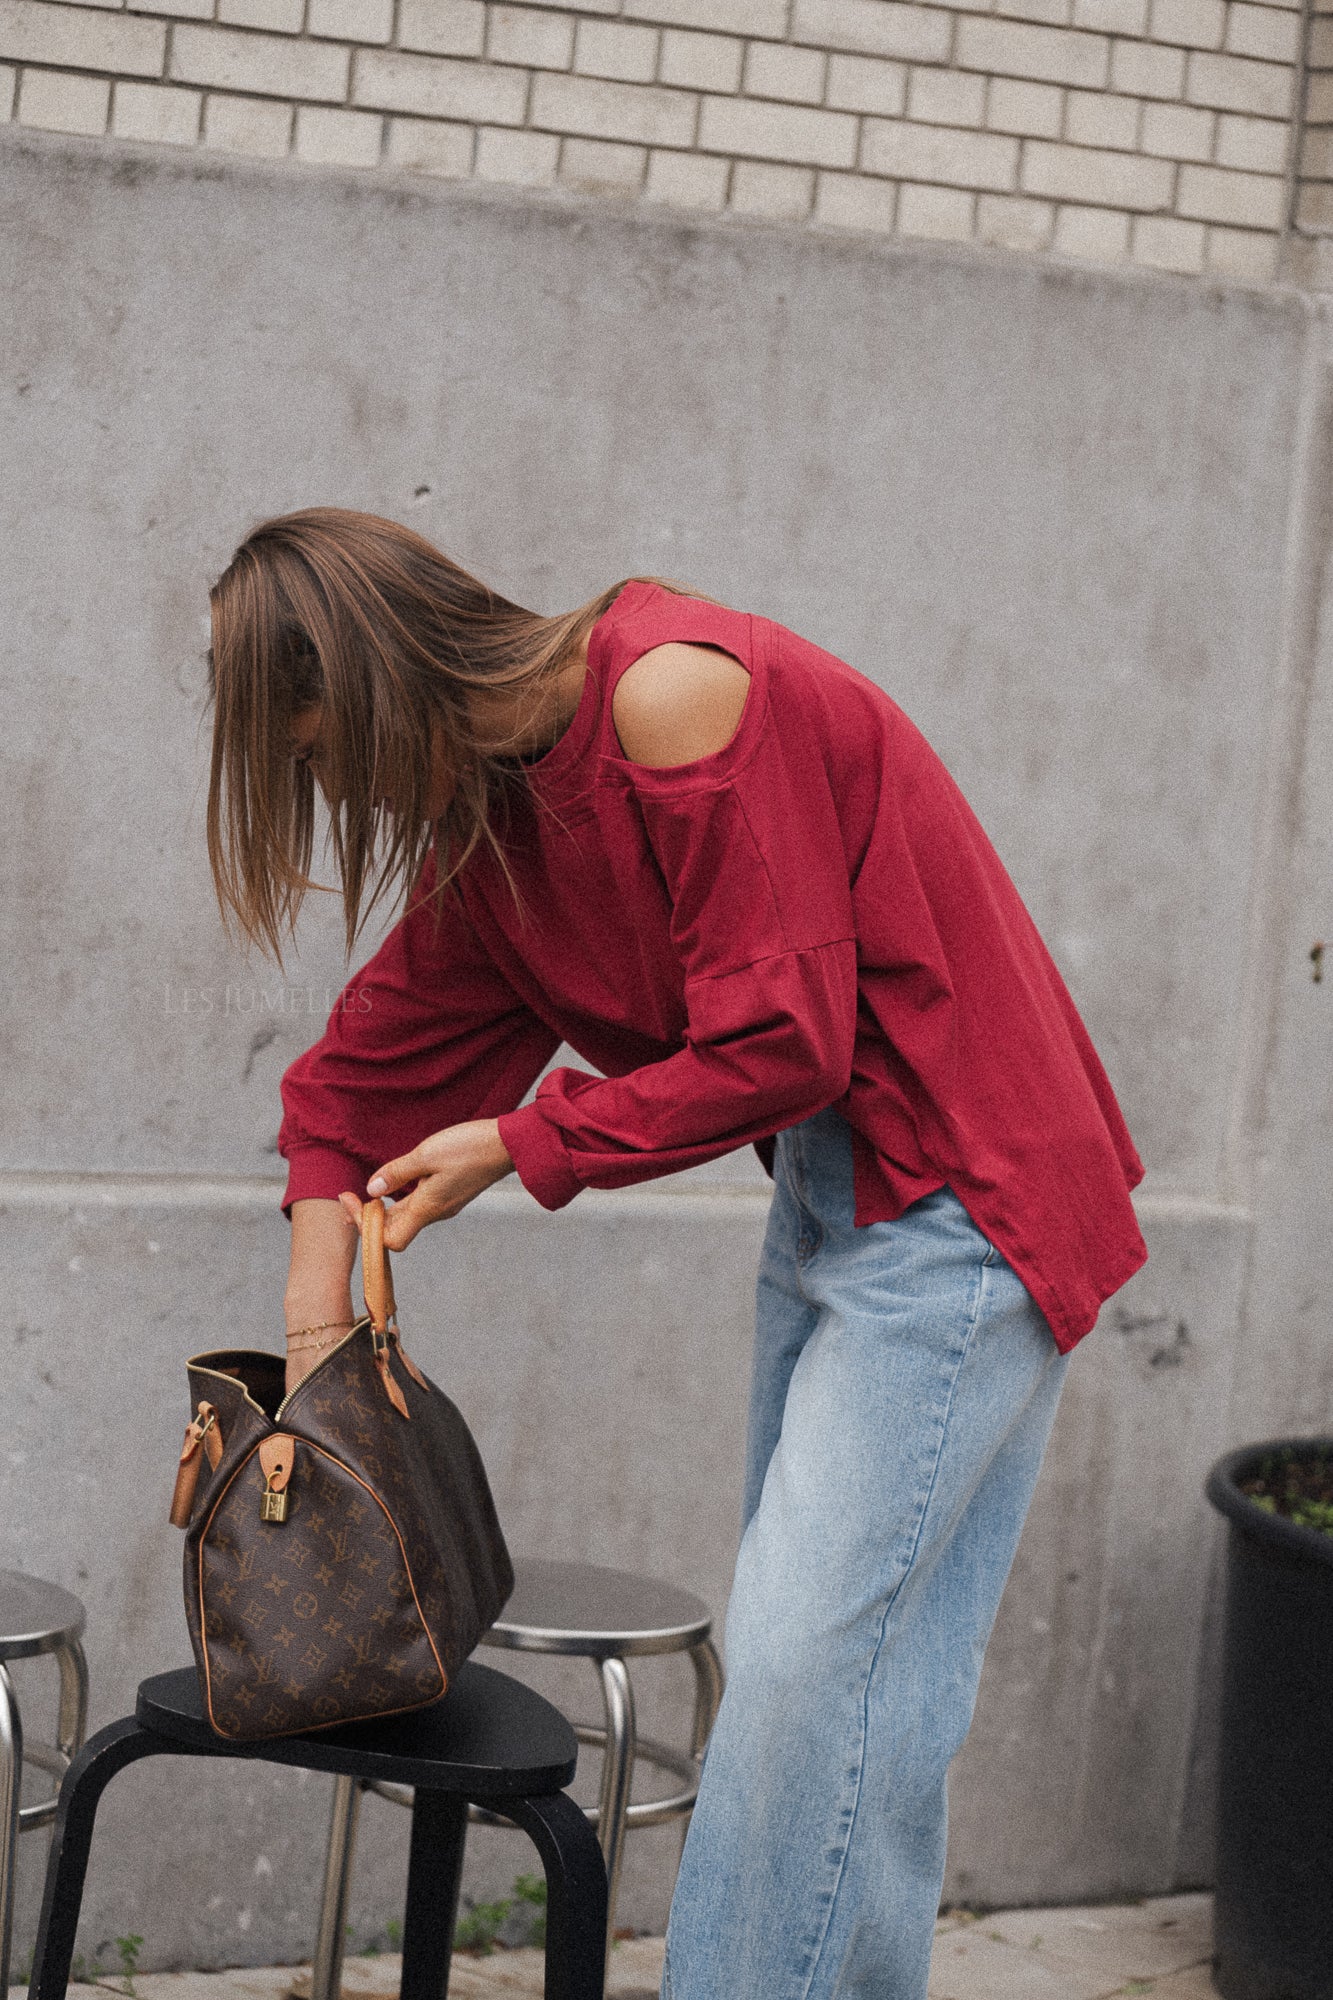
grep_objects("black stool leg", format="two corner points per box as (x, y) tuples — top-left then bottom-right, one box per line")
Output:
(504, 1792), (608, 2000)
(399, 1790), (466, 2000)
(29, 1720), (169, 2000)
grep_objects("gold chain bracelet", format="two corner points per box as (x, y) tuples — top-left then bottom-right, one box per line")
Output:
(286, 1319), (355, 1350)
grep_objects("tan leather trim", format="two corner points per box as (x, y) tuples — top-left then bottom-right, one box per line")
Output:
(169, 1445), (202, 1531)
(374, 1345), (411, 1420)
(258, 1434), (295, 1493)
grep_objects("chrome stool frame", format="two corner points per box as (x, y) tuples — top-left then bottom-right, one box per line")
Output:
(0, 1572), (89, 1999)
(312, 1561), (722, 2000)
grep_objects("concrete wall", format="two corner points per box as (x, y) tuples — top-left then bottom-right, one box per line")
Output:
(2, 124), (1330, 1967)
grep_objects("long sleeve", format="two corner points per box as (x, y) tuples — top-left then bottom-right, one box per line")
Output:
(496, 766), (859, 1208)
(279, 857), (560, 1208)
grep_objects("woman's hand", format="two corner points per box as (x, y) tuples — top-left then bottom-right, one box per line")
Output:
(337, 1118), (515, 1251)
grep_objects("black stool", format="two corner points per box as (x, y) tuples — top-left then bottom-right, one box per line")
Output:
(27, 1663), (607, 2000)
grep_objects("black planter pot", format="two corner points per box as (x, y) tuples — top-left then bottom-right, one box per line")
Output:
(1205, 1440), (1333, 2000)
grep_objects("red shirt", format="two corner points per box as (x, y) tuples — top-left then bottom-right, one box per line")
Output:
(280, 580), (1146, 1352)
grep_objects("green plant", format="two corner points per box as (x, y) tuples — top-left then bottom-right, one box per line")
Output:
(71, 1952), (106, 1983)
(512, 1873), (547, 1949)
(1241, 1449), (1333, 1538)
(453, 1896), (513, 1956)
(115, 1934), (144, 1996)
(450, 1873), (549, 1955)
(341, 1913), (406, 1959)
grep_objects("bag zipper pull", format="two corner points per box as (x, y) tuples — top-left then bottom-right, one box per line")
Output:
(258, 1434), (296, 1523)
(168, 1402), (222, 1528)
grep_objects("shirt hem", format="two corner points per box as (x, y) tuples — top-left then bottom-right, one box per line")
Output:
(280, 1145), (373, 1214)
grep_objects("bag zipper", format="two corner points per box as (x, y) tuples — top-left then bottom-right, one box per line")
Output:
(186, 1314), (423, 1429)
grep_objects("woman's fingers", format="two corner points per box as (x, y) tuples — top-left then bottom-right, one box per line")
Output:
(367, 1150), (420, 1197)
(338, 1191), (364, 1228)
(382, 1190), (433, 1251)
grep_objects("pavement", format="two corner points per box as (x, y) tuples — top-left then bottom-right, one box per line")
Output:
(9, 1890), (1217, 1998)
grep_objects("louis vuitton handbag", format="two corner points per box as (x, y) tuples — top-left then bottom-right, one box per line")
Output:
(167, 1197), (513, 1741)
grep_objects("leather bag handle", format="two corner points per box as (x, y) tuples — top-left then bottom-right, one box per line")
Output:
(360, 1196), (397, 1335)
(360, 1195), (428, 1413)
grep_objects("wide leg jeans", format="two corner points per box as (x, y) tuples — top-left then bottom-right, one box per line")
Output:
(663, 1107), (1070, 2000)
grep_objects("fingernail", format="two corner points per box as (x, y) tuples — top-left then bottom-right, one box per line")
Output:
(367, 1176), (387, 1196)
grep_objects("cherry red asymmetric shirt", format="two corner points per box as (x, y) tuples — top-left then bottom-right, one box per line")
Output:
(279, 581), (1146, 1353)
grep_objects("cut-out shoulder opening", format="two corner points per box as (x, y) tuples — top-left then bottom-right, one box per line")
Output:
(611, 642), (752, 770)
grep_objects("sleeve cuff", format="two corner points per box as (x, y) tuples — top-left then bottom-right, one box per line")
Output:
(497, 1103), (583, 1211)
(280, 1145), (373, 1214)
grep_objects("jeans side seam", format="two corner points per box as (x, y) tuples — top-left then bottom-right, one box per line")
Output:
(796, 1247), (992, 2000)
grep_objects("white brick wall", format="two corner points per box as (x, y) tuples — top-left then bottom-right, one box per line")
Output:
(0, 0), (1311, 285)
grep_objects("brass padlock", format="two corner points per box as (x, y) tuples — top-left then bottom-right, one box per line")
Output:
(257, 1434), (295, 1525)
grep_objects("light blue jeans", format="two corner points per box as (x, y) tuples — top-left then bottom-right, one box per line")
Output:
(662, 1106), (1070, 2000)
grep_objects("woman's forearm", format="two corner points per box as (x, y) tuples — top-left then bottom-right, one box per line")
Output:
(285, 1196), (359, 1332)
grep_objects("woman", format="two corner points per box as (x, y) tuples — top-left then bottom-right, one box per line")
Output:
(207, 507), (1146, 2000)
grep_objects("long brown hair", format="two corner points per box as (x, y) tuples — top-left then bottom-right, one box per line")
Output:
(207, 507), (632, 958)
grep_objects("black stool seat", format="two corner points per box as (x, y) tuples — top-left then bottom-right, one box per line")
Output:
(136, 1664), (576, 1797)
(29, 1664), (607, 2000)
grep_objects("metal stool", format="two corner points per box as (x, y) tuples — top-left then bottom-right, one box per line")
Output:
(313, 1560), (722, 1998)
(0, 1571), (89, 1998)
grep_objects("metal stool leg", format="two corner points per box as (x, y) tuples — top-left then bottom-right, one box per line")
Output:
(502, 1791), (607, 2000)
(1, 1662), (22, 2000)
(595, 1657), (634, 1971)
(686, 1639), (722, 1762)
(55, 1644), (88, 1771)
(310, 1775), (362, 2000)
(681, 1638), (724, 1861)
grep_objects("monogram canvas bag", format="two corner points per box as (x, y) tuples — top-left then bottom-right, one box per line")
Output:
(167, 1198), (513, 1741)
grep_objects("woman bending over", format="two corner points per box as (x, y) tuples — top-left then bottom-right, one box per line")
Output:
(207, 507), (1145, 2000)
